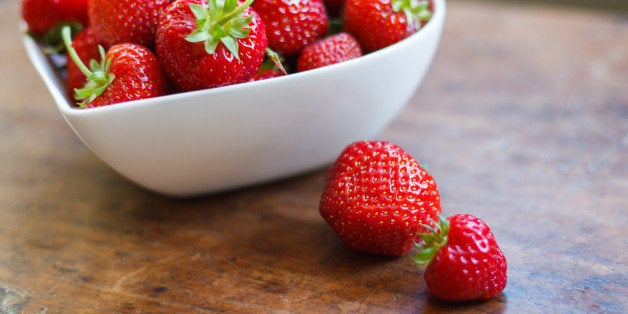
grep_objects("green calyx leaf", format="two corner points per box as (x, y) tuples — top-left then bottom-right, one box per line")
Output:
(264, 48), (287, 75)
(61, 26), (114, 107)
(411, 215), (449, 266)
(392, 0), (433, 31)
(185, 0), (255, 61)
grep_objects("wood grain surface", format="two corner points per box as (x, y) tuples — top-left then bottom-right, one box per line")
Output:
(1, 0), (626, 312)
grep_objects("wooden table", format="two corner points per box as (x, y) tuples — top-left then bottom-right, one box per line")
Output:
(1, 0), (626, 312)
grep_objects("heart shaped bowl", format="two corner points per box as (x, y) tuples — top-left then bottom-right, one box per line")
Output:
(23, 0), (445, 196)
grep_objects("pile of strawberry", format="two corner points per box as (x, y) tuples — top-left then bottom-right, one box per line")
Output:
(320, 141), (508, 302)
(21, 0), (433, 108)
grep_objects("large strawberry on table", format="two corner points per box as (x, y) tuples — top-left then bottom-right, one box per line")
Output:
(320, 141), (441, 256)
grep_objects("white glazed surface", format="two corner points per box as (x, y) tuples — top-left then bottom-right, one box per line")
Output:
(23, 0), (446, 196)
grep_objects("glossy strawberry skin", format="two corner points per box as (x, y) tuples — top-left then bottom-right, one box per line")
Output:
(155, 0), (268, 91)
(343, 0), (420, 52)
(253, 0), (329, 57)
(88, 0), (174, 47)
(251, 68), (285, 81)
(84, 44), (168, 108)
(424, 214), (507, 301)
(21, 0), (88, 37)
(297, 32), (362, 72)
(320, 141), (441, 256)
(66, 28), (104, 101)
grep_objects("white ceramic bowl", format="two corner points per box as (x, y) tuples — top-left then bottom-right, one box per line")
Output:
(23, 0), (445, 196)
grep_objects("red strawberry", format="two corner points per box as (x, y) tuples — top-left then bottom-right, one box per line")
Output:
(61, 27), (168, 108)
(155, 0), (268, 91)
(343, 0), (432, 52)
(88, 0), (174, 48)
(21, 0), (88, 37)
(296, 32), (362, 72)
(251, 68), (285, 81)
(413, 214), (508, 301)
(253, 0), (329, 57)
(66, 28), (106, 99)
(319, 141), (441, 256)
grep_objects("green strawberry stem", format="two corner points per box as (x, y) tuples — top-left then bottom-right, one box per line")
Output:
(264, 48), (287, 75)
(42, 22), (83, 54)
(392, 0), (432, 31)
(215, 0), (254, 25)
(61, 26), (114, 107)
(411, 215), (449, 266)
(185, 0), (255, 60)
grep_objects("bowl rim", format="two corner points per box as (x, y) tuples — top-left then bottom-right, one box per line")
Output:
(24, 0), (446, 117)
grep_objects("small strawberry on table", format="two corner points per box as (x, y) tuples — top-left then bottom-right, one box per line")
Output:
(413, 214), (508, 301)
